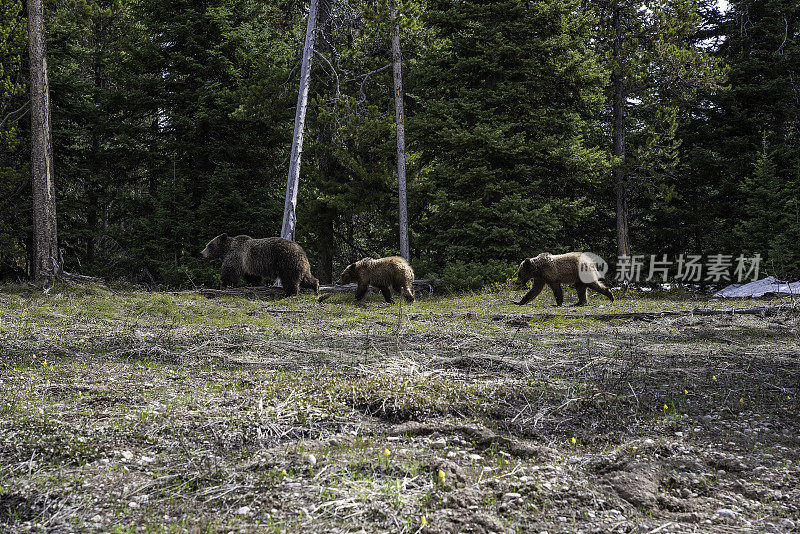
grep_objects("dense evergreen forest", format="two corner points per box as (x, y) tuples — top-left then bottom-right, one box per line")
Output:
(1, 0), (798, 289)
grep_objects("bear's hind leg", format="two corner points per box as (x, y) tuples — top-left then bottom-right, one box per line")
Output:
(548, 282), (564, 306)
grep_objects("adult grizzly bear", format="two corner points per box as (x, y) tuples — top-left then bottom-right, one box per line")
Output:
(514, 252), (613, 306)
(339, 256), (415, 303)
(200, 234), (319, 296)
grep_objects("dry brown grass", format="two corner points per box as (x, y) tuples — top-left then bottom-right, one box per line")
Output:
(0, 284), (798, 532)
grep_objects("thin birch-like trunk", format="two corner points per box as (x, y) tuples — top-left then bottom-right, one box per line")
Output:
(280, 0), (320, 241)
(27, 0), (59, 282)
(391, 5), (410, 261)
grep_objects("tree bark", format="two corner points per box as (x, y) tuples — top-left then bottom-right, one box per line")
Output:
(315, 0), (334, 284)
(391, 5), (410, 261)
(611, 6), (630, 260)
(27, 0), (59, 282)
(280, 0), (319, 241)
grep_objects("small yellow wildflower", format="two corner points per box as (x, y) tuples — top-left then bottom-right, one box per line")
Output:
(571, 436), (577, 444)
(38, 408), (44, 415)
(421, 515), (427, 526)
(712, 375), (717, 381)
(663, 404), (669, 411)
(684, 389), (688, 395)
(740, 397), (744, 403)
(281, 470), (287, 476)
(78, 391), (82, 396)
(438, 469), (446, 484)
(788, 396), (791, 401)
(383, 448), (391, 457)
(32, 354), (36, 359)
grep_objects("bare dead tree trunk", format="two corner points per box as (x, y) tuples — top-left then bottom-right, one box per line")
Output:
(612, 6), (630, 260)
(280, 0), (319, 242)
(27, 0), (59, 282)
(391, 4), (410, 261)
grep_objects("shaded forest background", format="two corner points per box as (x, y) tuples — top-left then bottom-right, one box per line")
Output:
(1, 0), (799, 289)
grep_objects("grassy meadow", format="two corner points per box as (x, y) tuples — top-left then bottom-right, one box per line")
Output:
(0, 283), (798, 533)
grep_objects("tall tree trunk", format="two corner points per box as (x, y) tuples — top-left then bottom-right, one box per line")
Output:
(317, 213), (334, 283)
(280, 0), (319, 241)
(315, 0), (334, 284)
(27, 0), (59, 282)
(612, 6), (630, 259)
(391, 4), (410, 261)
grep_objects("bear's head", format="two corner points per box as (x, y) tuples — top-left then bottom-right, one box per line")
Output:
(339, 263), (358, 284)
(339, 258), (373, 284)
(515, 253), (554, 286)
(515, 258), (536, 287)
(200, 233), (230, 260)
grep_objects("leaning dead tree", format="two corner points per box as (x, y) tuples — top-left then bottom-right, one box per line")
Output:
(390, 3), (409, 261)
(27, 0), (59, 282)
(281, 0), (320, 242)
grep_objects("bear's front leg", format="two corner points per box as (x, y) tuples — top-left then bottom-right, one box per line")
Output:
(572, 282), (588, 306)
(548, 282), (564, 306)
(354, 284), (369, 301)
(220, 260), (241, 288)
(379, 286), (394, 303)
(515, 279), (545, 305)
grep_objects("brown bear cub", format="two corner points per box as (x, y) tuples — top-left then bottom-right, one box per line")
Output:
(339, 256), (415, 303)
(514, 252), (613, 306)
(200, 234), (319, 297)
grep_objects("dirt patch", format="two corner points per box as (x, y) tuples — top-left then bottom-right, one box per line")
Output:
(389, 421), (550, 458)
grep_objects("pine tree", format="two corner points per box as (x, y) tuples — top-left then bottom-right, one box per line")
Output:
(0, 0), (30, 279)
(678, 0), (800, 276)
(118, 0), (295, 285)
(411, 0), (607, 286)
(594, 0), (725, 259)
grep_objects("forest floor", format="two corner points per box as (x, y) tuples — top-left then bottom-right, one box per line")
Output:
(0, 283), (798, 533)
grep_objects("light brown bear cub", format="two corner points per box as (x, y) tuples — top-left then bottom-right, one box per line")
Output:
(200, 233), (319, 297)
(515, 252), (613, 306)
(339, 256), (415, 303)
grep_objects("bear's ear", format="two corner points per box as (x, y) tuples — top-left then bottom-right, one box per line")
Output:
(523, 258), (532, 267)
(221, 233), (228, 239)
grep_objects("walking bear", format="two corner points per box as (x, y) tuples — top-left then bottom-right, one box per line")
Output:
(339, 256), (415, 303)
(514, 252), (613, 306)
(200, 234), (319, 297)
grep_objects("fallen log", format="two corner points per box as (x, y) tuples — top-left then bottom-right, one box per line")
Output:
(491, 304), (796, 323)
(198, 279), (435, 299)
(198, 286), (288, 298)
(319, 279), (434, 296)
